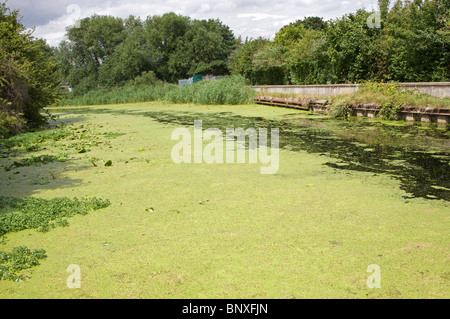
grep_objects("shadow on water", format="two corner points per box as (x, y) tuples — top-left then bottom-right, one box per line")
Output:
(57, 107), (450, 201)
(0, 115), (98, 198)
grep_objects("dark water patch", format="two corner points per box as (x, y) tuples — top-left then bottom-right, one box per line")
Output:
(56, 107), (450, 201)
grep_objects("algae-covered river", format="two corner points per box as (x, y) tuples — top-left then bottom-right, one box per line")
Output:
(0, 102), (448, 298)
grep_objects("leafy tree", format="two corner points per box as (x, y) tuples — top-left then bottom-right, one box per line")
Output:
(57, 11), (237, 90)
(378, 0), (391, 22)
(282, 29), (328, 84)
(0, 1), (60, 137)
(58, 15), (125, 95)
(375, 0), (449, 81)
(277, 17), (327, 35)
(325, 9), (380, 83)
(273, 21), (328, 84)
(252, 43), (287, 84)
(66, 15), (125, 67)
(144, 13), (191, 82)
(398, 0), (449, 81)
(168, 19), (235, 79)
(274, 22), (307, 47)
(98, 16), (156, 87)
(228, 37), (278, 85)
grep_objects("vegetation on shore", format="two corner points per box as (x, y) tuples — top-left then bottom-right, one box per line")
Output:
(0, 2), (60, 138)
(58, 75), (257, 107)
(342, 82), (450, 109)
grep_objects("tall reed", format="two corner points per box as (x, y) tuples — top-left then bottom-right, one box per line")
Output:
(58, 76), (256, 106)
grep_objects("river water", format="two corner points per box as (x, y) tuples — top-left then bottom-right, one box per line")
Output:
(141, 110), (450, 201)
(56, 106), (450, 201)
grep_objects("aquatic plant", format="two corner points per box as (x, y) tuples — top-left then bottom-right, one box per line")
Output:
(0, 246), (47, 281)
(0, 196), (111, 237)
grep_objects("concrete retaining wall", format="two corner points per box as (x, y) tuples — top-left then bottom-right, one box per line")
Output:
(253, 82), (450, 98)
(254, 96), (450, 124)
(401, 82), (450, 98)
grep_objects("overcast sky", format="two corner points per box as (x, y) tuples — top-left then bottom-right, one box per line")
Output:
(7, 0), (380, 47)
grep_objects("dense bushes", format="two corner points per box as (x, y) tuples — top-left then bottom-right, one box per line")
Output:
(0, 3), (60, 138)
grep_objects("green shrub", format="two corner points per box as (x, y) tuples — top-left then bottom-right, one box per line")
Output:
(0, 110), (26, 138)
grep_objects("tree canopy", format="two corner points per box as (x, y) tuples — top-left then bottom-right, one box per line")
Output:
(56, 12), (236, 95)
(229, 0), (449, 85)
(55, 0), (449, 91)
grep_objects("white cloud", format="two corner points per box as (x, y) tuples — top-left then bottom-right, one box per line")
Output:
(198, 4), (211, 13)
(236, 13), (288, 21)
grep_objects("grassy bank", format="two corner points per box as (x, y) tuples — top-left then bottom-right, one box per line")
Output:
(330, 82), (450, 119)
(344, 82), (450, 109)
